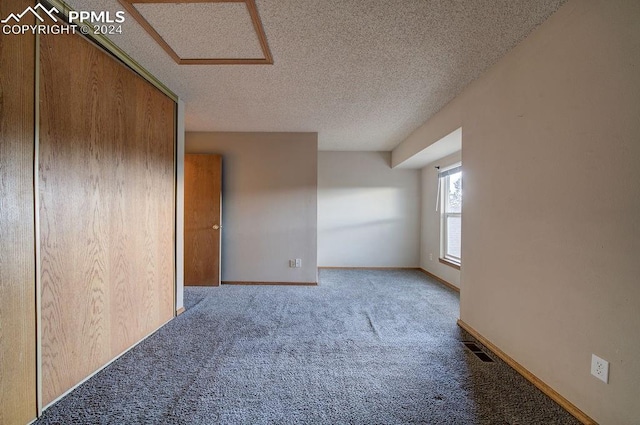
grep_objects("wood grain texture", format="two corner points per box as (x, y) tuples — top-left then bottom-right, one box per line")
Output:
(457, 320), (597, 425)
(184, 154), (222, 286)
(0, 0), (37, 422)
(39, 31), (175, 405)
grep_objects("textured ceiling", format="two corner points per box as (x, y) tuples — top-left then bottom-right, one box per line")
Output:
(133, 2), (263, 59)
(66, 0), (566, 151)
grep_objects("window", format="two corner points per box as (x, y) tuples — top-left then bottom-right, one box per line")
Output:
(439, 164), (462, 267)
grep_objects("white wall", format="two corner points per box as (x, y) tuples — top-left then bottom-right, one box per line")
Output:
(318, 151), (420, 267)
(392, 1), (640, 423)
(420, 151), (461, 288)
(186, 132), (318, 283)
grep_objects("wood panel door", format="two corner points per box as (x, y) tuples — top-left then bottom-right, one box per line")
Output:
(39, 31), (175, 405)
(0, 0), (36, 422)
(184, 154), (222, 286)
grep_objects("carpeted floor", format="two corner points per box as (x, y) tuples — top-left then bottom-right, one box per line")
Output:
(35, 269), (580, 424)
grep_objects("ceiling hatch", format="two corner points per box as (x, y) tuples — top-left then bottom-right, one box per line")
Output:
(117, 0), (273, 65)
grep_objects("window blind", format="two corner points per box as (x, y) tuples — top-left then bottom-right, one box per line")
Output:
(438, 165), (462, 179)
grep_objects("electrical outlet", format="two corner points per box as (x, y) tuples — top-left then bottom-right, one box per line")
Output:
(591, 354), (609, 383)
(429, 253), (433, 261)
(295, 258), (301, 268)
(289, 259), (296, 268)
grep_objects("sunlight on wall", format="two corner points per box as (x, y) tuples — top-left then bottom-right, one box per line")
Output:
(320, 187), (402, 231)
(317, 151), (420, 268)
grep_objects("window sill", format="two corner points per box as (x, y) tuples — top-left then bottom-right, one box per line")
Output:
(439, 257), (461, 270)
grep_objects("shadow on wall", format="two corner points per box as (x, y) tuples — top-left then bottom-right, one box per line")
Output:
(318, 186), (418, 267)
(322, 218), (403, 232)
(320, 187), (404, 224)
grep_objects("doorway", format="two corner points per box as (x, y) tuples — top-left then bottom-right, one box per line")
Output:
(184, 154), (222, 286)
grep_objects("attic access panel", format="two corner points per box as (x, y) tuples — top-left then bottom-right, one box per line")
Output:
(117, 0), (273, 65)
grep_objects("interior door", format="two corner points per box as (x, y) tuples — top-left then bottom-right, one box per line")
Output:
(184, 154), (222, 286)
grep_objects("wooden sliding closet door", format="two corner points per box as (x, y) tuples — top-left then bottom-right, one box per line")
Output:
(39, 32), (175, 405)
(0, 0), (36, 422)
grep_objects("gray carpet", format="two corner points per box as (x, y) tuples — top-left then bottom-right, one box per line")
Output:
(35, 269), (580, 424)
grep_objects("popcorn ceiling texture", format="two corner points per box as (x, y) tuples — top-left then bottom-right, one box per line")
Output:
(134, 2), (263, 59)
(69, 0), (566, 150)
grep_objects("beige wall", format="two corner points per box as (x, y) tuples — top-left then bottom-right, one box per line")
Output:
(393, 1), (640, 423)
(186, 132), (318, 283)
(318, 151), (420, 267)
(420, 151), (461, 288)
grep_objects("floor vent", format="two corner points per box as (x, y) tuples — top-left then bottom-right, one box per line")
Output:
(463, 342), (494, 363)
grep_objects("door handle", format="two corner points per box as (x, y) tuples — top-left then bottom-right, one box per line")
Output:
(212, 224), (220, 230)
